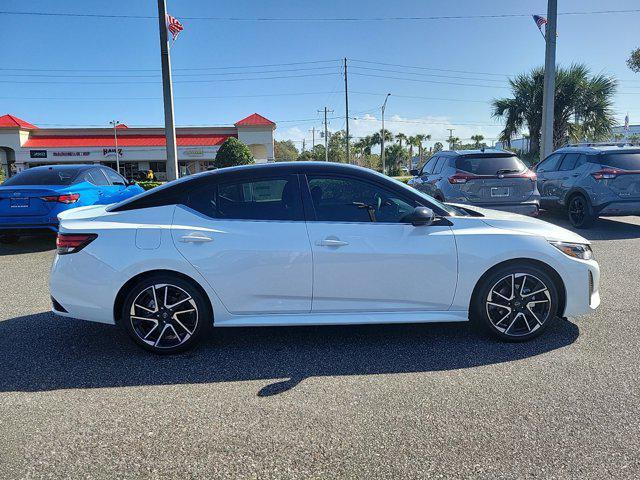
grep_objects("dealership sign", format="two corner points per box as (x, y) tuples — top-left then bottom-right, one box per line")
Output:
(29, 150), (47, 158)
(52, 151), (90, 157)
(183, 148), (204, 157)
(102, 148), (124, 158)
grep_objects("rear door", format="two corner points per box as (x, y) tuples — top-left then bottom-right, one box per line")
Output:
(304, 173), (457, 312)
(454, 154), (535, 205)
(173, 173), (313, 316)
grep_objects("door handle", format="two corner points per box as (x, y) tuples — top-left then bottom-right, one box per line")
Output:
(316, 238), (349, 247)
(180, 233), (213, 243)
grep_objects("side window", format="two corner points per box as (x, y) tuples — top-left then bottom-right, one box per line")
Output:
(559, 153), (580, 171)
(87, 169), (110, 186)
(536, 153), (564, 173)
(103, 168), (126, 186)
(433, 157), (448, 174)
(189, 175), (302, 221)
(574, 154), (587, 169)
(421, 157), (438, 175)
(307, 175), (415, 223)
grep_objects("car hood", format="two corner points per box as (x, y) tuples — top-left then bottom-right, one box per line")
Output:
(449, 204), (589, 244)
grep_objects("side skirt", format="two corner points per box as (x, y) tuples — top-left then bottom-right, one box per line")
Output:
(215, 310), (469, 327)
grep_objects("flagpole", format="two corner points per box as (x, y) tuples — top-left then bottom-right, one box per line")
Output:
(540, 0), (557, 160)
(157, 0), (179, 181)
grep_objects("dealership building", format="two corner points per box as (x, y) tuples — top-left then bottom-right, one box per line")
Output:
(0, 113), (276, 180)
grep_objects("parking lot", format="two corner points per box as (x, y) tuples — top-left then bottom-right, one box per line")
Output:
(1, 213), (639, 478)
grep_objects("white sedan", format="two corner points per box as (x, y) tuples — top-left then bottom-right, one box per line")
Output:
(50, 162), (600, 354)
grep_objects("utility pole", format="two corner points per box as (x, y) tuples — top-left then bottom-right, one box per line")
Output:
(309, 127), (316, 149)
(110, 120), (121, 175)
(447, 128), (455, 150)
(302, 139), (306, 152)
(540, 0), (557, 160)
(381, 93), (391, 174)
(318, 107), (333, 161)
(157, 0), (179, 181)
(344, 58), (350, 164)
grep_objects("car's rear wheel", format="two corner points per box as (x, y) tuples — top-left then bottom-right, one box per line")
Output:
(567, 193), (595, 228)
(121, 275), (210, 354)
(471, 263), (559, 341)
(0, 235), (19, 244)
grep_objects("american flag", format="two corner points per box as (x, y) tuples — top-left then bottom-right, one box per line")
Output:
(533, 14), (548, 29)
(166, 14), (184, 41)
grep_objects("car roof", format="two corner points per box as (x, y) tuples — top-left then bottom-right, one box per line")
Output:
(554, 145), (640, 154)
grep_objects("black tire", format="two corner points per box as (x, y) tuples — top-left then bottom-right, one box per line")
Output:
(121, 274), (211, 354)
(471, 263), (560, 342)
(567, 193), (595, 229)
(0, 235), (19, 244)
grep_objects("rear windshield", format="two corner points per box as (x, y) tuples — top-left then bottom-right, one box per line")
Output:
(600, 153), (640, 170)
(455, 155), (526, 175)
(2, 168), (80, 186)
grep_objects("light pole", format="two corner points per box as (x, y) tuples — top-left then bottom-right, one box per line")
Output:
(381, 93), (391, 175)
(540, 0), (558, 160)
(110, 120), (121, 175)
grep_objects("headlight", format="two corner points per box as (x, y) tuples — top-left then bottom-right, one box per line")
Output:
(549, 241), (593, 260)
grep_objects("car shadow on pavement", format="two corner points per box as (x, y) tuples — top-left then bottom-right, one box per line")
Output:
(0, 312), (579, 396)
(0, 236), (56, 256)
(538, 212), (640, 241)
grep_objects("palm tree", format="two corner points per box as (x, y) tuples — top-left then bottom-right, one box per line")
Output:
(493, 64), (617, 156)
(613, 133), (625, 142)
(628, 134), (640, 145)
(414, 134), (431, 168)
(395, 132), (408, 150)
(470, 134), (485, 148)
(448, 137), (460, 150)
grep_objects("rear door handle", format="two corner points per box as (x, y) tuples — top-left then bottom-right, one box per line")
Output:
(316, 238), (349, 247)
(180, 233), (213, 243)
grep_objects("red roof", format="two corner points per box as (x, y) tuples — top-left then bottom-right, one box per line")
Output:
(23, 133), (235, 148)
(235, 113), (275, 127)
(115, 124), (128, 129)
(0, 114), (38, 130)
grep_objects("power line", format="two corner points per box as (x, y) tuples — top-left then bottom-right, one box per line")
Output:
(1, 9), (639, 21)
(350, 59), (509, 77)
(349, 65), (508, 83)
(350, 72), (509, 89)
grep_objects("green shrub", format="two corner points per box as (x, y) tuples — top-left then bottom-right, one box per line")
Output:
(393, 176), (412, 184)
(214, 137), (254, 169)
(137, 181), (164, 191)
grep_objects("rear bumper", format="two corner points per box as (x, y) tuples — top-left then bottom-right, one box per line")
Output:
(595, 200), (640, 216)
(0, 223), (58, 235)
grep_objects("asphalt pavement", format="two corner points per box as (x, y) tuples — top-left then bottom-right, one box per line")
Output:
(1, 213), (639, 479)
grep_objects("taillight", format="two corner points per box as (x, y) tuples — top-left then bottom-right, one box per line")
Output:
(591, 168), (620, 181)
(448, 171), (477, 184)
(56, 233), (97, 255)
(41, 193), (80, 204)
(520, 170), (537, 182)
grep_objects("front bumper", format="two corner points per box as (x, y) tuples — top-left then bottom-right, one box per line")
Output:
(561, 257), (600, 317)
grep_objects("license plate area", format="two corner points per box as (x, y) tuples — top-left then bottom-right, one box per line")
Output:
(490, 187), (510, 198)
(10, 197), (30, 208)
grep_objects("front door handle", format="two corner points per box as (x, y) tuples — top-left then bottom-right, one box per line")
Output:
(316, 238), (349, 247)
(180, 233), (213, 243)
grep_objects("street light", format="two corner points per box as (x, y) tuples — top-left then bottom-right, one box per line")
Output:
(109, 120), (121, 175)
(381, 93), (391, 175)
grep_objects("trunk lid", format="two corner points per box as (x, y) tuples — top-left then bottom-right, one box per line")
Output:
(0, 186), (60, 217)
(599, 152), (640, 199)
(605, 171), (640, 199)
(457, 176), (536, 204)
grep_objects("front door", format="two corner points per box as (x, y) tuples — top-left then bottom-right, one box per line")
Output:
(304, 174), (457, 312)
(172, 174), (312, 315)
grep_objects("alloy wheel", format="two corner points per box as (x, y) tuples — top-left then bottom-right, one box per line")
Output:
(485, 273), (552, 337)
(129, 283), (199, 349)
(569, 196), (586, 225)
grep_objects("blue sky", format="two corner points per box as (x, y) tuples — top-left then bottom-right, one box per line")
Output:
(1, 0), (640, 149)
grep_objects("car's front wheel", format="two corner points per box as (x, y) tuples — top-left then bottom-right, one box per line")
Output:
(121, 275), (210, 354)
(471, 263), (560, 341)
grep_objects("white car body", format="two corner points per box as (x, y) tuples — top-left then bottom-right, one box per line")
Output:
(50, 163), (600, 334)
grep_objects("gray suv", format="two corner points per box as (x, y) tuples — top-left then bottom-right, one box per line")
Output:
(536, 145), (640, 228)
(408, 149), (540, 215)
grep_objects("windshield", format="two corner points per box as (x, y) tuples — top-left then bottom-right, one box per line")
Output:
(455, 155), (527, 175)
(600, 153), (640, 170)
(2, 168), (80, 186)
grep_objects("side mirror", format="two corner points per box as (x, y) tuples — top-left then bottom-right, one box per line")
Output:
(409, 169), (419, 176)
(410, 206), (435, 227)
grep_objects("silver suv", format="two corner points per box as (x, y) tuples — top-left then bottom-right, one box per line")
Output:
(536, 145), (640, 228)
(408, 149), (540, 215)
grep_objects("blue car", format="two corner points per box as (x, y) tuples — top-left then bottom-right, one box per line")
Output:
(0, 164), (144, 243)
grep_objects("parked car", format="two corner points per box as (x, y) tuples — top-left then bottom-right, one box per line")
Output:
(0, 164), (144, 243)
(408, 149), (540, 216)
(535, 145), (640, 228)
(50, 162), (599, 354)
